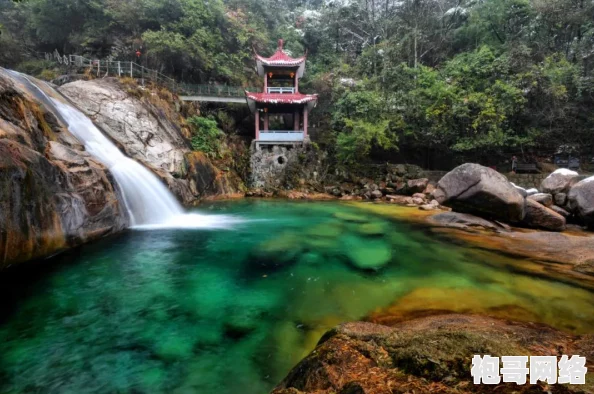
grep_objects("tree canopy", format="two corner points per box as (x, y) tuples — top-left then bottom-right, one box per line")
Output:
(1, 0), (593, 167)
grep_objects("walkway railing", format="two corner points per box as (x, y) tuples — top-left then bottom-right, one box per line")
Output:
(42, 50), (256, 97)
(179, 84), (259, 97)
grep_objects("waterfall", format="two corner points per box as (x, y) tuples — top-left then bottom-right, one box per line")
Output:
(52, 101), (184, 225)
(5, 69), (241, 229)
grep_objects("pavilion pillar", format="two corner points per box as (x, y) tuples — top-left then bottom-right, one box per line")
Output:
(264, 112), (269, 131)
(303, 107), (308, 137)
(294, 110), (300, 131)
(294, 74), (298, 93)
(255, 110), (260, 140)
(264, 74), (268, 93)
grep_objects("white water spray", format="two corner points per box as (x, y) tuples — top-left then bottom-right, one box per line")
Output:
(51, 100), (243, 229)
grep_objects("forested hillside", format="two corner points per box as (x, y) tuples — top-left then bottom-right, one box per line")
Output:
(1, 0), (593, 168)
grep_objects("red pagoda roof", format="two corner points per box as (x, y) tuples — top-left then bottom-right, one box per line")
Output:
(255, 39), (306, 66)
(246, 92), (317, 105)
(254, 39), (307, 77)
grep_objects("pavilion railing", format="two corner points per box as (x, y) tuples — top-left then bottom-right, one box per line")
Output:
(259, 130), (304, 141)
(266, 87), (295, 94)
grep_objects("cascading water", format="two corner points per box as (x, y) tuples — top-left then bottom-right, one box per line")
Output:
(52, 101), (183, 225)
(5, 69), (241, 229)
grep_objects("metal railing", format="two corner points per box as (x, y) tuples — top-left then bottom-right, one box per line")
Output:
(259, 130), (304, 141)
(62, 55), (179, 92)
(179, 84), (259, 97)
(42, 51), (257, 96)
(267, 87), (295, 94)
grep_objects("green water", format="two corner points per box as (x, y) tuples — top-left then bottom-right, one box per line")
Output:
(1, 201), (593, 394)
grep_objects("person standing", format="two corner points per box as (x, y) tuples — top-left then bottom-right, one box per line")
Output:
(511, 156), (518, 173)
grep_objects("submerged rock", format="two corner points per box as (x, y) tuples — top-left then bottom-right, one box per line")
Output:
(343, 237), (392, 271)
(428, 212), (505, 232)
(272, 315), (594, 394)
(434, 163), (525, 223)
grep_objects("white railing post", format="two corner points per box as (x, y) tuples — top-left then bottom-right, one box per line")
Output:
(130, 62), (133, 78)
(118, 61), (121, 76)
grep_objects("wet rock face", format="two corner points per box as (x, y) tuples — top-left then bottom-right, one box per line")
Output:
(59, 78), (240, 203)
(434, 163), (525, 223)
(0, 70), (128, 268)
(272, 315), (594, 394)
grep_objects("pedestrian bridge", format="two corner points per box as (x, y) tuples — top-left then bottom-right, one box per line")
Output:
(178, 84), (257, 104)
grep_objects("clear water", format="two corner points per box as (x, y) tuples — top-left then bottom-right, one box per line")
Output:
(1, 201), (593, 394)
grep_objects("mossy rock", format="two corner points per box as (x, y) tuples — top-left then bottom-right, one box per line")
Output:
(250, 232), (303, 268)
(333, 212), (370, 223)
(307, 222), (344, 238)
(355, 221), (388, 236)
(305, 237), (339, 252)
(342, 236), (392, 271)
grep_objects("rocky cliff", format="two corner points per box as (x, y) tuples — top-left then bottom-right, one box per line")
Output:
(59, 78), (243, 204)
(0, 69), (128, 268)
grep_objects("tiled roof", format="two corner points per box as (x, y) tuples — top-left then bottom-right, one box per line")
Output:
(245, 92), (318, 104)
(255, 39), (306, 67)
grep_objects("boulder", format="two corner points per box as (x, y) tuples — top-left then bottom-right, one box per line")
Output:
(554, 192), (568, 206)
(540, 168), (580, 194)
(511, 182), (527, 198)
(522, 199), (566, 231)
(434, 163), (525, 223)
(419, 200), (440, 211)
(567, 176), (594, 228)
(551, 205), (570, 218)
(528, 192), (553, 207)
(422, 183), (436, 197)
(412, 197), (425, 205)
(386, 195), (413, 205)
(406, 178), (429, 194)
(370, 189), (383, 199)
(526, 188), (539, 196)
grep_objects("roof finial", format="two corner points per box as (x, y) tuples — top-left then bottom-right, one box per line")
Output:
(278, 39), (284, 51)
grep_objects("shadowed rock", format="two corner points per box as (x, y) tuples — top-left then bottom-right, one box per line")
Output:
(434, 163), (525, 223)
(568, 177), (594, 229)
